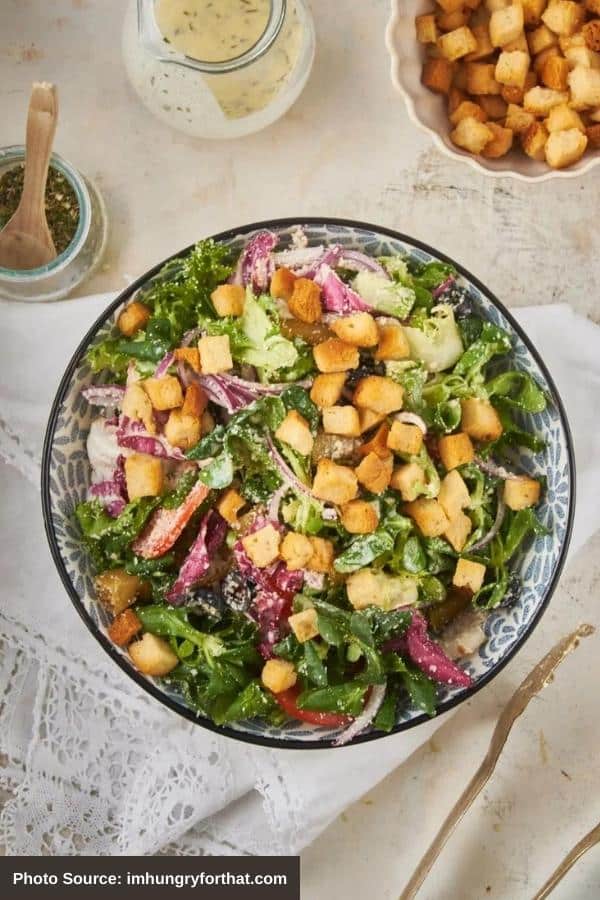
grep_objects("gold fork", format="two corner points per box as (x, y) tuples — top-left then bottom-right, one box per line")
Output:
(399, 624), (595, 900)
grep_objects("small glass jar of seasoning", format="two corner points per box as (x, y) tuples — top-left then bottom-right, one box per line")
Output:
(0, 146), (107, 302)
(122, 0), (315, 139)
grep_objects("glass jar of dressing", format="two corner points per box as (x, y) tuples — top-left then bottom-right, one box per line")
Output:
(122, 0), (315, 139)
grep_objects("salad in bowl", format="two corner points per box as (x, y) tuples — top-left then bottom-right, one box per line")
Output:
(44, 220), (573, 747)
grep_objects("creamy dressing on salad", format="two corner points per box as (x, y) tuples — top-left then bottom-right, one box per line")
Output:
(155, 0), (271, 63)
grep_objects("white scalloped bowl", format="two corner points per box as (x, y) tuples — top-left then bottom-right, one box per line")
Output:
(385, 0), (600, 182)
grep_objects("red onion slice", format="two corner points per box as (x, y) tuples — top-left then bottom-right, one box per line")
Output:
(82, 385), (126, 409)
(475, 457), (521, 480)
(394, 411), (428, 434)
(469, 491), (506, 552)
(153, 351), (175, 377)
(333, 683), (387, 746)
(338, 250), (390, 279)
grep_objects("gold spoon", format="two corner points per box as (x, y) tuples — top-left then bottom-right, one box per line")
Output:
(399, 624), (595, 900)
(0, 82), (58, 270)
(532, 821), (600, 899)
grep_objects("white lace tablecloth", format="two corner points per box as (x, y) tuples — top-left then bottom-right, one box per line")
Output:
(1, 296), (599, 856)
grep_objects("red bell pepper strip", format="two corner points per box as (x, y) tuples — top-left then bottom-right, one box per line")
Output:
(131, 480), (209, 560)
(273, 685), (353, 728)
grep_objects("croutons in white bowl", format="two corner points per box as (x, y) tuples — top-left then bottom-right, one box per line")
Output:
(386, 0), (600, 180)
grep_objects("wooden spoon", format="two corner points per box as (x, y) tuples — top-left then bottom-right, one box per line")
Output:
(0, 82), (58, 270)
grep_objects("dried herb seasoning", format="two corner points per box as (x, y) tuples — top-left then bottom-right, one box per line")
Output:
(0, 164), (80, 256)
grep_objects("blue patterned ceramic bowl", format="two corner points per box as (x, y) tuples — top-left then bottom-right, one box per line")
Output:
(42, 219), (575, 749)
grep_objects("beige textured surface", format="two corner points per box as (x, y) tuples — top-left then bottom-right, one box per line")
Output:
(1, 1), (599, 896)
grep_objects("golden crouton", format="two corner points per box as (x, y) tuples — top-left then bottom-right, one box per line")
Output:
(387, 421), (424, 456)
(505, 103), (536, 133)
(564, 44), (600, 67)
(288, 609), (319, 643)
(174, 347), (201, 373)
(307, 536), (335, 572)
(95, 569), (150, 616)
(123, 382), (156, 434)
(313, 338), (360, 373)
(261, 659), (297, 693)
(322, 405), (361, 438)
(355, 452), (394, 493)
(545, 128), (588, 166)
(482, 121), (514, 156)
(312, 458), (359, 505)
(504, 475), (541, 509)
(275, 410), (314, 456)
(358, 407), (388, 434)
(465, 22), (495, 60)
(504, 32), (529, 54)
(453, 557), (487, 593)
(359, 422), (391, 459)
(542, 0), (585, 36)
(438, 433), (475, 470)
(453, 60), (469, 90)
(528, 23), (558, 56)
(448, 85), (468, 113)
(129, 633), (179, 677)
(501, 83), (524, 105)
(437, 8), (470, 30)
(143, 375), (183, 411)
(108, 609), (142, 647)
(545, 103), (586, 132)
(125, 453), (164, 500)
(586, 122), (600, 145)
(516, 0), (545, 26)
(438, 0), (467, 12)
(164, 410), (202, 451)
(310, 372), (347, 408)
(438, 26), (478, 61)
(540, 53), (570, 90)
(340, 500), (380, 534)
(405, 499), (450, 538)
(460, 397), (504, 440)
(478, 94), (509, 118)
(374, 324), (411, 361)
(280, 532), (314, 570)
(422, 57), (455, 94)
(330, 312), (379, 347)
(524, 85), (569, 114)
(210, 284), (245, 317)
(495, 50), (530, 87)
(270, 267), (297, 302)
(568, 65), (600, 108)
(416, 13), (439, 43)
(391, 462), (427, 501)
(182, 383), (207, 419)
(485, 0), (510, 12)
(288, 278), (322, 324)
(217, 487), (246, 526)
(583, 19), (600, 51)
(521, 120), (550, 158)
(450, 100), (489, 124)
(587, 0), (600, 14)
(198, 334), (233, 374)
(559, 31), (587, 52)
(353, 376), (404, 415)
(490, 4), (524, 46)
(438, 469), (471, 519)
(117, 301), (150, 337)
(444, 510), (473, 551)
(451, 116), (495, 152)
(242, 524), (281, 568)
(466, 61), (502, 93)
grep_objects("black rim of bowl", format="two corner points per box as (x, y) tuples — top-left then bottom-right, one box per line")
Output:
(41, 217), (576, 750)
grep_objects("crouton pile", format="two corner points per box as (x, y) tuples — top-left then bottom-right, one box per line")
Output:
(417, 0), (600, 168)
